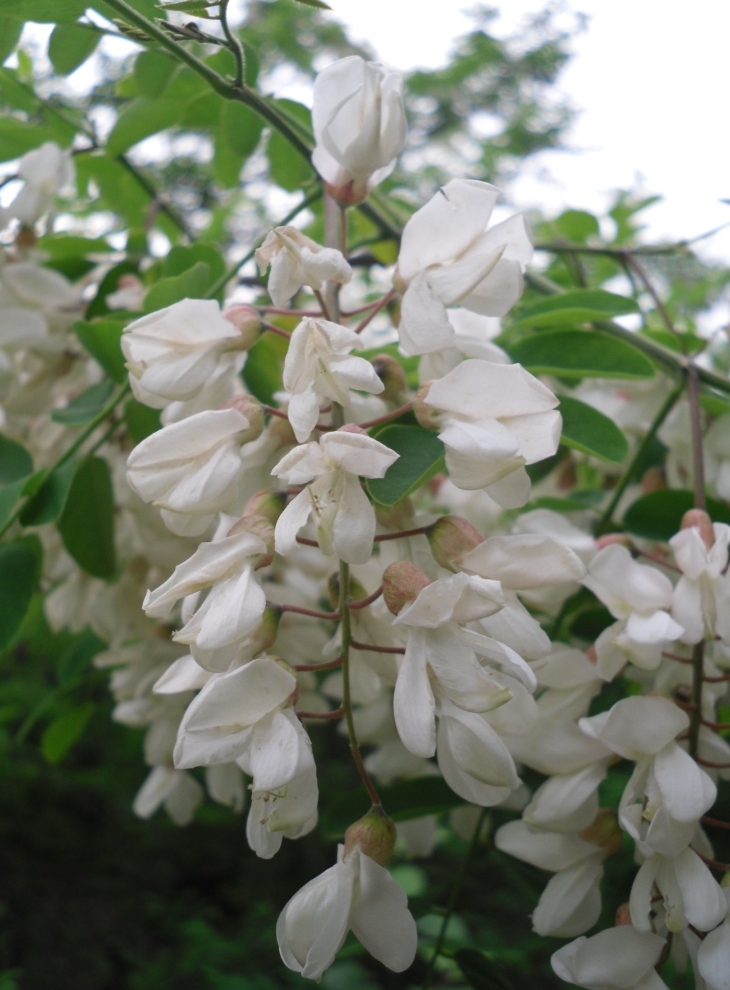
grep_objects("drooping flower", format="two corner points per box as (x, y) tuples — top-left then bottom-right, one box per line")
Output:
(551, 925), (668, 990)
(0, 141), (75, 227)
(255, 227), (352, 308)
(311, 56), (407, 205)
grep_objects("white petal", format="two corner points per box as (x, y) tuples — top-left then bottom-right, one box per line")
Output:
(349, 852), (418, 972)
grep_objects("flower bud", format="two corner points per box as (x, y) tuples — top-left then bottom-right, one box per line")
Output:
(344, 806), (397, 866)
(223, 304), (262, 350)
(375, 497), (415, 532)
(681, 508), (715, 551)
(328, 571), (367, 610)
(578, 808), (623, 857)
(370, 353), (407, 403)
(243, 489), (287, 525)
(227, 514), (275, 567)
(427, 515), (484, 570)
(382, 561), (431, 615)
(220, 394), (265, 443)
(615, 902), (632, 926)
(413, 382), (439, 430)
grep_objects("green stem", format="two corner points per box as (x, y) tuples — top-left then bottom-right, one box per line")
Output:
(0, 383), (131, 541)
(424, 808), (488, 988)
(595, 380), (684, 535)
(219, 0), (245, 89)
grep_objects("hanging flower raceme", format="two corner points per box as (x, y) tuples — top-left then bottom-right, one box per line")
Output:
(255, 226), (352, 307)
(272, 426), (399, 565)
(394, 179), (533, 355)
(669, 510), (730, 645)
(282, 318), (385, 442)
(417, 359), (561, 507)
(311, 55), (407, 205)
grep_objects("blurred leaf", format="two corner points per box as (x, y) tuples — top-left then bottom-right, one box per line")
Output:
(164, 244), (225, 283)
(0, 542), (38, 650)
(133, 50), (177, 97)
(0, 436), (33, 485)
(623, 489), (730, 542)
(511, 290), (639, 329)
(124, 399), (161, 442)
(143, 262), (211, 311)
(85, 261), (139, 319)
(74, 318), (127, 382)
(57, 630), (105, 686)
(506, 329), (655, 380)
(19, 459), (78, 526)
(220, 100), (264, 157)
(48, 22), (99, 74)
(552, 209), (600, 243)
(558, 395), (628, 463)
(58, 457), (116, 578)
(38, 234), (114, 258)
(292, 0), (332, 9)
(0, 16), (22, 61)
(267, 99), (314, 191)
(366, 426), (445, 506)
(51, 381), (116, 426)
(454, 949), (513, 990)
(159, 0), (218, 13)
(40, 703), (95, 764)
(107, 98), (182, 155)
(0, 0), (87, 21)
(243, 331), (289, 405)
(0, 117), (60, 162)
(320, 777), (465, 839)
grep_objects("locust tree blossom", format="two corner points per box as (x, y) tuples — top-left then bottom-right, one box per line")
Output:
(255, 226), (352, 307)
(311, 56), (407, 205)
(395, 179), (533, 355)
(272, 428), (398, 564)
(277, 843), (417, 980)
(0, 141), (75, 227)
(122, 298), (247, 408)
(551, 926), (669, 990)
(669, 516), (730, 644)
(421, 359), (561, 507)
(282, 318), (384, 441)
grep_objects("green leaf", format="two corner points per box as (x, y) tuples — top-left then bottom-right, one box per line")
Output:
(85, 261), (139, 319)
(0, 542), (38, 650)
(0, 478), (27, 530)
(107, 97), (182, 156)
(267, 100), (314, 192)
(320, 777), (465, 839)
(552, 209), (600, 243)
(124, 399), (161, 442)
(19, 459), (78, 526)
(510, 290), (640, 329)
(506, 330), (655, 380)
(48, 22), (99, 74)
(133, 50), (177, 97)
(0, 435), (33, 484)
(38, 234), (114, 259)
(57, 630), (105, 686)
(0, 0), (87, 22)
(243, 331), (289, 405)
(143, 262), (211, 311)
(164, 244), (225, 284)
(51, 381), (116, 426)
(0, 16), (22, 62)
(74, 318), (127, 382)
(220, 100), (264, 158)
(454, 950), (513, 990)
(558, 395), (628, 463)
(366, 426), (445, 506)
(0, 117), (60, 163)
(40, 702), (95, 764)
(57, 457), (116, 578)
(623, 490), (730, 542)
(291, 0), (332, 7)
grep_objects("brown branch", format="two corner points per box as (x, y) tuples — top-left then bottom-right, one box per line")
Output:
(358, 402), (413, 430)
(351, 640), (405, 654)
(354, 288), (395, 334)
(702, 816), (730, 830)
(349, 585), (383, 610)
(276, 602), (338, 621)
(295, 655), (343, 672)
(374, 525), (432, 542)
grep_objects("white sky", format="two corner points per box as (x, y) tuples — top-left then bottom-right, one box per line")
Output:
(331, 0), (730, 265)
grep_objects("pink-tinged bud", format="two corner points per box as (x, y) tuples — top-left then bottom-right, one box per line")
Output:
(243, 489), (287, 525)
(324, 179), (368, 207)
(338, 423), (367, 435)
(640, 466), (666, 494)
(413, 383), (439, 430)
(615, 902), (632, 926)
(220, 394), (265, 443)
(595, 533), (632, 551)
(370, 353), (407, 403)
(227, 514), (275, 567)
(223, 304), (262, 349)
(328, 571), (367, 610)
(579, 808), (623, 857)
(344, 806), (397, 866)
(681, 508), (715, 551)
(383, 561), (431, 615)
(427, 515), (484, 570)
(376, 498), (415, 532)
(267, 415), (297, 449)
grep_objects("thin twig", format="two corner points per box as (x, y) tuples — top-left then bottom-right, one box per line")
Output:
(354, 288), (395, 334)
(350, 640), (405, 655)
(349, 585), (383, 610)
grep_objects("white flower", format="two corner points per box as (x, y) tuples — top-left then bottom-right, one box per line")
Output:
(255, 226), (352, 308)
(122, 298), (244, 409)
(283, 318), (384, 441)
(0, 142), (75, 226)
(630, 848), (727, 935)
(697, 885), (730, 990)
(272, 428), (398, 564)
(133, 765), (204, 827)
(276, 843), (417, 980)
(670, 521), (730, 644)
(312, 56), (407, 205)
(143, 530), (268, 659)
(126, 408), (252, 533)
(551, 926), (668, 990)
(396, 179), (533, 355)
(424, 359), (561, 507)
